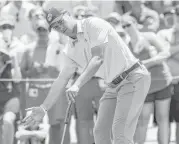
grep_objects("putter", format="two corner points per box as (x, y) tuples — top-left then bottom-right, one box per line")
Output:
(60, 101), (73, 144)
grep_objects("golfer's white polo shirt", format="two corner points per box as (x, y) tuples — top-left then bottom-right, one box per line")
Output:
(63, 17), (138, 83)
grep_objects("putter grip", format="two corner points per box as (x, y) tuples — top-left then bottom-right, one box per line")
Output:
(64, 102), (73, 124)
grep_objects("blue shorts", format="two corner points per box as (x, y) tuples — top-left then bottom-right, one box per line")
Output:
(145, 85), (172, 103)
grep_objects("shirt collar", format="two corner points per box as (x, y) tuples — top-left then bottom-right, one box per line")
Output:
(71, 20), (85, 45)
(76, 20), (84, 34)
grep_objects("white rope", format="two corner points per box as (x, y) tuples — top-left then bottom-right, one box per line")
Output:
(0, 76), (178, 82)
(0, 79), (57, 82)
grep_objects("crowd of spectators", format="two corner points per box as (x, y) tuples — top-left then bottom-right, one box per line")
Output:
(0, 0), (179, 144)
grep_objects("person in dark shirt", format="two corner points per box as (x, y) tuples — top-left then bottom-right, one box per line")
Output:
(0, 14), (23, 144)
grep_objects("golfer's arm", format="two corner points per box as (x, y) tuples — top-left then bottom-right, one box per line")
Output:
(42, 66), (76, 111)
(74, 56), (103, 89)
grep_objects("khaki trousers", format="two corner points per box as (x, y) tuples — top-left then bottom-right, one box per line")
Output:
(94, 65), (151, 144)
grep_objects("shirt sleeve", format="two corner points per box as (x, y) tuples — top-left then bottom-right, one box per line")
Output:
(86, 18), (109, 57)
(60, 50), (78, 73)
(45, 42), (62, 68)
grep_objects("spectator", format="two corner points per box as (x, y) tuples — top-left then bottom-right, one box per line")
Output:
(73, 5), (97, 20)
(158, 5), (179, 144)
(1, 1), (36, 38)
(0, 14), (26, 63)
(20, 6), (49, 51)
(159, 7), (175, 30)
(73, 5), (88, 20)
(105, 12), (130, 45)
(122, 15), (172, 144)
(144, 0), (173, 15)
(71, 0), (99, 16)
(173, 1), (179, 7)
(20, 7), (70, 144)
(43, 0), (114, 18)
(0, 14), (26, 144)
(16, 110), (49, 144)
(124, 1), (160, 32)
(30, 0), (45, 7)
(113, 0), (131, 15)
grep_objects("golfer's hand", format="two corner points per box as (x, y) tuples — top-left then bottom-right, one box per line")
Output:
(66, 85), (79, 103)
(21, 107), (45, 128)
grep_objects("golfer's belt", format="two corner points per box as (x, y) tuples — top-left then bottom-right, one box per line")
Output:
(111, 61), (142, 85)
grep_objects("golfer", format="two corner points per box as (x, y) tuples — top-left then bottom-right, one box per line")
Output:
(22, 7), (151, 144)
